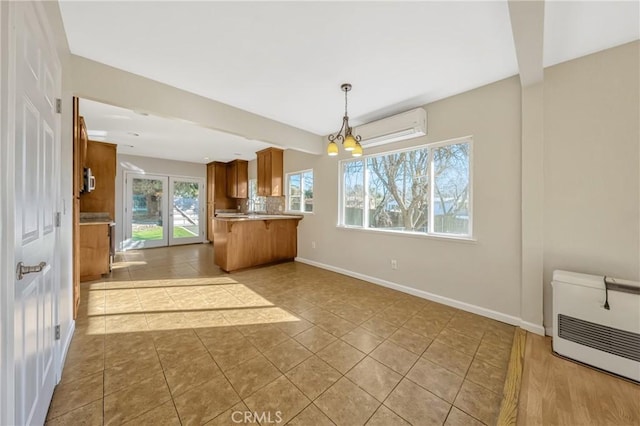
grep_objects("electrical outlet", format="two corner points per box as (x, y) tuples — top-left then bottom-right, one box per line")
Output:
(391, 259), (398, 270)
(312, 241), (316, 249)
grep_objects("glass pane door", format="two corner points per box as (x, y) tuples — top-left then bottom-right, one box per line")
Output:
(169, 177), (204, 245)
(126, 174), (168, 249)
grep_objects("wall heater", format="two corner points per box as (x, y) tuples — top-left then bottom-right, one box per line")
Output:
(552, 270), (640, 382)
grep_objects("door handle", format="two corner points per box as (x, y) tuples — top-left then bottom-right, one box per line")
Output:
(16, 261), (46, 280)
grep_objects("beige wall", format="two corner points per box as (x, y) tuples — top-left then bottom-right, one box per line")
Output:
(286, 76), (524, 322)
(543, 41), (640, 328)
(286, 42), (639, 330)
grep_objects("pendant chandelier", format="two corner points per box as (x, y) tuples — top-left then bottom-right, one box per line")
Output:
(327, 83), (363, 157)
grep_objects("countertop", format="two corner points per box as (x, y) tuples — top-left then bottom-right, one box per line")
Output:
(79, 220), (115, 226)
(79, 212), (115, 226)
(214, 214), (303, 222)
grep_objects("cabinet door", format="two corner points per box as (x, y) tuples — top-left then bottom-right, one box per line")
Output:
(206, 163), (215, 203)
(206, 202), (214, 241)
(79, 224), (110, 281)
(270, 149), (283, 196)
(236, 160), (248, 198)
(257, 152), (266, 196)
(226, 162), (236, 198)
(264, 150), (272, 196)
(214, 163), (228, 201)
(79, 117), (88, 166)
(256, 148), (283, 197)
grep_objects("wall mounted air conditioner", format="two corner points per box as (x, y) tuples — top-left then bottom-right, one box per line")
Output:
(355, 108), (427, 148)
(552, 270), (640, 382)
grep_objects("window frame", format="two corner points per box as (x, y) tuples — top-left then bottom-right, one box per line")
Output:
(285, 169), (314, 214)
(337, 136), (474, 240)
(248, 178), (266, 213)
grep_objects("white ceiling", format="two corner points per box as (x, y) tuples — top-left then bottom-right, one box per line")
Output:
(544, 1), (639, 67)
(62, 1), (639, 160)
(80, 99), (273, 163)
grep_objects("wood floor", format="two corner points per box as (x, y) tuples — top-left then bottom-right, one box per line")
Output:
(517, 333), (640, 426)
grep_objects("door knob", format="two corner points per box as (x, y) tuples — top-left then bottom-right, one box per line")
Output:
(16, 261), (46, 280)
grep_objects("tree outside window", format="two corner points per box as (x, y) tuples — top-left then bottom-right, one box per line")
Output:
(340, 139), (471, 237)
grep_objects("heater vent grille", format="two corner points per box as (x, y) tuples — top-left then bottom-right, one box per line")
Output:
(558, 314), (640, 362)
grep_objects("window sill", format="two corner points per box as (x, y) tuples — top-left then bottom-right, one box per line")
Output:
(285, 211), (315, 215)
(335, 225), (477, 244)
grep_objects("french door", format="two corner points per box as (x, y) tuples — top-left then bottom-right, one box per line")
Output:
(125, 174), (205, 249)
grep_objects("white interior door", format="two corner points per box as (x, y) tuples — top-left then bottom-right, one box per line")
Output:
(169, 177), (205, 246)
(12, 2), (61, 425)
(125, 173), (169, 249)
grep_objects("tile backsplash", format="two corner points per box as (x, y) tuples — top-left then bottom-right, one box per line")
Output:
(238, 196), (284, 214)
(264, 196), (285, 214)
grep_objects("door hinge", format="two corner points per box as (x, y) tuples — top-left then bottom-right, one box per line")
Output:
(55, 212), (61, 227)
(55, 98), (62, 114)
(55, 325), (60, 340)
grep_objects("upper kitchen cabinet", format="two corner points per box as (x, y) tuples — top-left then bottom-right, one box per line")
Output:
(75, 115), (88, 196)
(257, 147), (283, 197)
(206, 161), (234, 241)
(206, 162), (215, 203)
(207, 162), (232, 206)
(80, 141), (117, 218)
(226, 159), (248, 198)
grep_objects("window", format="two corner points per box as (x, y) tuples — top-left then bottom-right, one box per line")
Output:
(248, 179), (265, 212)
(339, 138), (472, 237)
(286, 170), (314, 213)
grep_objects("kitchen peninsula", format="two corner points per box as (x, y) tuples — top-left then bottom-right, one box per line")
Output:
(213, 215), (302, 272)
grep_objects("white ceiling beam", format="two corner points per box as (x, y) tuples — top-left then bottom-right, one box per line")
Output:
(508, 0), (545, 86)
(70, 55), (324, 155)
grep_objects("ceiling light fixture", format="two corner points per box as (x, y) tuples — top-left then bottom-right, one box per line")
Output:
(327, 83), (363, 157)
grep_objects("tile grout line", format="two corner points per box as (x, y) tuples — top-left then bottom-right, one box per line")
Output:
(63, 246), (515, 426)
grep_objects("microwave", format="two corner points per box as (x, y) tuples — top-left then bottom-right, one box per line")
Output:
(83, 167), (96, 193)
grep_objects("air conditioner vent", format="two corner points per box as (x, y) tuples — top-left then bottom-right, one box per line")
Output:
(558, 314), (640, 362)
(355, 108), (427, 148)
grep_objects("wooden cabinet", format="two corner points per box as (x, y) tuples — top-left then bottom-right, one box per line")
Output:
(207, 163), (215, 203)
(226, 160), (248, 198)
(214, 217), (301, 272)
(72, 97), (82, 318)
(206, 202), (215, 242)
(206, 161), (234, 241)
(79, 224), (110, 281)
(80, 140), (117, 218)
(78, 116), (88, 192)
(214, 162), (230, 203)
(257, 147), (284, 196)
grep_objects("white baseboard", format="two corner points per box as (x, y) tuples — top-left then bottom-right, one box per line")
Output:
(295, 257), (546, 335)
(57, 320), (75, 383)
(545, 326), (553, 336)
(521, 320), (546, 336)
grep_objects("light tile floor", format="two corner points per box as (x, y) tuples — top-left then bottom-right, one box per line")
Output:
(47, 244), (514, 426)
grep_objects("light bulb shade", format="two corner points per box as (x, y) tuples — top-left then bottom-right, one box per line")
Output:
(327, 141), (339, 156)
(352, 142), (363, 157)
(343, 134), (357, 151)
